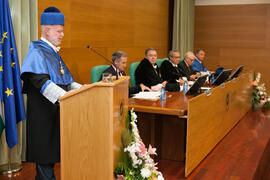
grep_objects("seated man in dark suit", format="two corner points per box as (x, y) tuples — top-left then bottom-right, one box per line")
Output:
(135, 48), (167, 91)
(160, 50), (184, 91)
(178, 51), (200, 80)
(103, 50), (127, 77)
(102, 51), (150, 94)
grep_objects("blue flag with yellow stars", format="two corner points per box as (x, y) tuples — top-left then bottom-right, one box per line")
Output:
(0, 0), (25, 148)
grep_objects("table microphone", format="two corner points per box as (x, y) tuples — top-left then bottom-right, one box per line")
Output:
(86, 45), (118, 80)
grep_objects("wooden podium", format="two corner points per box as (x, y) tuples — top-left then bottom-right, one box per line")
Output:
(59, 77), (129, 180)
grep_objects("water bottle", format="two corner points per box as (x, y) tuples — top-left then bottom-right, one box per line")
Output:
(183, 80), (188, 94)
(160, 85), (166, 101)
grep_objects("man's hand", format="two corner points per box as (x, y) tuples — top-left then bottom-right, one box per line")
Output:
(162, 81), (167, 87)
(178, 78), (185, 85)
(190, 75), (197, 80)
(140, 83), (151, 92)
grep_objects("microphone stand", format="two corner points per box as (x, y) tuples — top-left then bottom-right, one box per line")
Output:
(87, 46), (118, 80)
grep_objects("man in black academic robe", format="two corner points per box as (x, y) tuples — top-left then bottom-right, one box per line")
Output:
(160, 50), (184, 91)
(135, 48), (167, 91)
(102, 51), (150, 95)
(178, 51), (200, 81)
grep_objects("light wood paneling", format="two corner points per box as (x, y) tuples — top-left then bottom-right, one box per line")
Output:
(185, 73), (252, 176)
(38, 0), (169, 83)
(59, 77), (129, 180)
(195, 4), (270, 92)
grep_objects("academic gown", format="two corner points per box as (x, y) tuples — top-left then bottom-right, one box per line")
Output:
(160, 60), (183, 91)
(135, 58), (162, 88)
(178, 60), (197, 80)
(192, 58), (207, 73)
(20, 40), (75, 164)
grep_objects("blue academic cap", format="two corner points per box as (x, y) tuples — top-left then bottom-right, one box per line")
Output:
(41, 7), (64, 26)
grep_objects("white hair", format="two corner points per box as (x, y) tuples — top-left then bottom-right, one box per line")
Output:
(184, 51), (195, 60)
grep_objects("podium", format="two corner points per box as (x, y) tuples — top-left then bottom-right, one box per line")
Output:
(59, 77), (129, 180)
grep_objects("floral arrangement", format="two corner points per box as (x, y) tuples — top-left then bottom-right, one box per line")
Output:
(114, 109), (164, 180)
(251, 72), (270, 108)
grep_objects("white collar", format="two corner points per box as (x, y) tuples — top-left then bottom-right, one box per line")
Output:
(196, 58), (202, 64)
(170, 60), (178, 67)
(112, 65), (123, 76)
(184, 60), (189, 67)
(41, 37), (60, 53)
(112, 65), (118, 73)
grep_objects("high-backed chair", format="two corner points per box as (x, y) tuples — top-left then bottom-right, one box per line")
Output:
(156, 58), (169, 68)
(129, 62), (140, 87)
(91, 65), (110, 83)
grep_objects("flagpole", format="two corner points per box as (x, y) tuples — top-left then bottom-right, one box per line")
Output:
(0, 147), (22, 174)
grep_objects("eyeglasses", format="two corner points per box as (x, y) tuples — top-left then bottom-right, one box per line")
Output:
(188, 57), (194, 62)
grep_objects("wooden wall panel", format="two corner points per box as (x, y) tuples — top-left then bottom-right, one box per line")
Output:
(38, 0), (169, 83)
(195, 4), (270, 92)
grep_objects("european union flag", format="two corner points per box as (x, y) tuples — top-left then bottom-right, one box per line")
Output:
(0, 0), (25, 148)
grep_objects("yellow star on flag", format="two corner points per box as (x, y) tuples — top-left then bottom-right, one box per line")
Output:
(3, 32), (8, 39)
(5, 88), (13, 97)
(0, 66), (3, 72)
(10, 48), (13, 53)
(11, 62), (15, 68)
(0, 51), (2, 57)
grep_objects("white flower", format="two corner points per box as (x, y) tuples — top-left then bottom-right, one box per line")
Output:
(256, 73), (261, 82)
(158, 174), (164, 180)
(132, 111), (137, 120)
(140, 168), (152, 178)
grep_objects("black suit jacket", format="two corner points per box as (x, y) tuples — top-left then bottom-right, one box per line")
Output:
(178, 60), (196, 80)
(160, 60), (184, 91)
(135, 58), (162, 88)
(161, 60), (184, 83)
(102, 65), (126, 77)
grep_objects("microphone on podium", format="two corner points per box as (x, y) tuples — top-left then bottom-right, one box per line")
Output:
(86, 45), (118, 80)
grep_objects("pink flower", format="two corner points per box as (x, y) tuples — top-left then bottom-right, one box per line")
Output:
(138, 141), (147, 155)
(148, 145), (157, 155)
(260, 100), (264, 105)
(116, 175), (126, 180)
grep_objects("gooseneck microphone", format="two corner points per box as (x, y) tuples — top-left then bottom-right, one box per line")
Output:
(87, 45), (118, 80)
(86, 45), (113, 65)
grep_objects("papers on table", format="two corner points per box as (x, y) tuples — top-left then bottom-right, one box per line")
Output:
(132, 92), (161, 100)
(188, 81), (194, 86)
(200, 87), (212, 90)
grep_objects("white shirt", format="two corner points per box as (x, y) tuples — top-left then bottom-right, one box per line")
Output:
(196, 58), (202, 64)
(112, 65), (123, 76)
(41, 37), (60, 53)
(170, 60), (178, 67)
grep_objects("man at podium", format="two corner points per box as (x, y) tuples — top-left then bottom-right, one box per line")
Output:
(21, 7), (82, 180)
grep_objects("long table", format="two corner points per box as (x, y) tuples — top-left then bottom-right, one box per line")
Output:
(129, 72), (252, 177)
